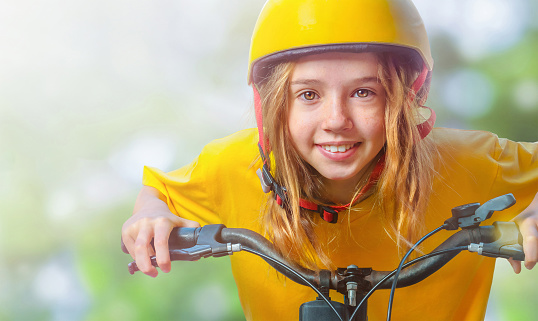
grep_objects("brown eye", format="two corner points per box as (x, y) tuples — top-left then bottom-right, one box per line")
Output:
(355, 89), (370, 98)
(301, 91), (317, 100)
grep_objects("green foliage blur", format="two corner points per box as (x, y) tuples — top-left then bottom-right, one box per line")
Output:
(0, 0), (536, 320)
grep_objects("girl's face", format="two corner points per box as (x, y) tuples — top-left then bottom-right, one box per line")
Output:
(288, 52), (386, 191)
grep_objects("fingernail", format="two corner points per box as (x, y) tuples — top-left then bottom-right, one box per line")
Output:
(525, 262), (536, 270)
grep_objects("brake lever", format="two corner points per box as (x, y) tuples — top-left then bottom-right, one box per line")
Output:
(127, 246), (214, 275)
(445, 193), (516, 230)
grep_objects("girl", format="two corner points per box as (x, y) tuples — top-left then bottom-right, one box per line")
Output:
(122, 0), (538, 320)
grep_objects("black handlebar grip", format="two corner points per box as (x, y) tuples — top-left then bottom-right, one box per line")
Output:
(122, 227), (201, 274)
(499, 245), (525, 261)
(168, 227), (200, 249)
(480, 222), (526, 261)
(121, 227), (201, 254)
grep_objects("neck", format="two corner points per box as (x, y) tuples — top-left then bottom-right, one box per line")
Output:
(322, 154), (381, 205)
(323, 179), (361, 205)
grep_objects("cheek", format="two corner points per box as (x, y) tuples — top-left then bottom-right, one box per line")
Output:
(371, 120), (386, 140)
(288, 122), (311, 152)
(287, 109), (304, 149)
(357, 111), (386, 141)
(287, 107), (314, 145)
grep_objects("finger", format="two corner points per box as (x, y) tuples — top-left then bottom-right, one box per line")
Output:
(122, 219), (140, 260)
(134, 224), (158, 277)
(178, 217), (201, 228)
(154, 218), (174, 273)
(522, 231), (538, 270)
(519, 218), (538, 270)
(121, 232), (136, 260)
(508, 258), (521, 274)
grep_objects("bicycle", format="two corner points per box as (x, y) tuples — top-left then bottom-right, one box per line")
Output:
(121, 193), (525, 321)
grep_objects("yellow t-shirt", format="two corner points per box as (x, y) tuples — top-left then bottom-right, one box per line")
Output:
(143, 127), (538, 321)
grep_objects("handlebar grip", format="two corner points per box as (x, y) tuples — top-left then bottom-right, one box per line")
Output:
(168, 227), (200, 249)
(498, 244), (525, 261)
(121, 227), (201, 254)
(479, 222), (525, 261)
(122, 227), (202, 274)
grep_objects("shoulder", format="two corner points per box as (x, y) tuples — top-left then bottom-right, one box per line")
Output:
(198, 128), (261, 170)
(428, 128), (501, 195)
(428, 128), (538, 221)
(431, 127), (500, 151)
(430, 127), (537, 161)
(430, 127), (503, 162)
(197, 128), (266, 227)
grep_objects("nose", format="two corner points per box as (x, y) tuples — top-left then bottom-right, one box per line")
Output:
(321, 96), (353, 133)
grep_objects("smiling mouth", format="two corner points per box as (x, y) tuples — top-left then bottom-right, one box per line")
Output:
(320, 143), (359, 153)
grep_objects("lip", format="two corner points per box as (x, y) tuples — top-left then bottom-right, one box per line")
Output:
(316, 142), (360, 161)
(317, 141), (358, 146)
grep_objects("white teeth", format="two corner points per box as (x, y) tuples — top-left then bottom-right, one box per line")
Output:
(322, 144), (355, 153)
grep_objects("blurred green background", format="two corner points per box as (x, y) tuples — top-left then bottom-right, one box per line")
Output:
(0, 0), (537, 320)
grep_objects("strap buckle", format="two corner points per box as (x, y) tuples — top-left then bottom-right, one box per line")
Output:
(257, 143), (289, 208)
(256, 162), (288, 207)
(318, 206), (338, 224)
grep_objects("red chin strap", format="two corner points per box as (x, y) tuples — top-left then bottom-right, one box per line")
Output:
(253, 85), (267, 156)
(297, 154), (385, 223)
(253, 63), (434, 223)
(411, 64), (436, 139)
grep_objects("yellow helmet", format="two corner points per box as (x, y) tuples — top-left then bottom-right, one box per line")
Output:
(248, 0), (433, 85)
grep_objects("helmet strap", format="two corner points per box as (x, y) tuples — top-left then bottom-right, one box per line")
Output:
(253, 85), (267, 155)
(298, 154), (385, 223)
(409, 63), (430, 103)
(410, 63), (436, 139)
(417, 106), (436, 139)
(256, 150), (385, 224)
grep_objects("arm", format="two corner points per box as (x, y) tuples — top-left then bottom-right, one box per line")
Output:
(121, 185), (200, 277)
(509, 191), (538, 273)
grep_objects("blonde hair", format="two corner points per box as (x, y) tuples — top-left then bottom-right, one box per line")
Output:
(257, 53), (438, 270)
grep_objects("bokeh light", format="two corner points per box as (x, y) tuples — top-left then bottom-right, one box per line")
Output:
(513, 80), (538, 111)
(441, 69), (494, 118)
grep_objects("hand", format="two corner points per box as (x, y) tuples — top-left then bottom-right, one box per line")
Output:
(508, 191), (538, 273)
(122, 186), (200, 277)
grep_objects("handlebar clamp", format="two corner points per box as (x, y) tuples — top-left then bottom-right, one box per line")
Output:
(335, 265), (372, 296)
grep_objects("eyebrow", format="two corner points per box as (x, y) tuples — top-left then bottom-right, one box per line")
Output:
(290, 76), (380, 86)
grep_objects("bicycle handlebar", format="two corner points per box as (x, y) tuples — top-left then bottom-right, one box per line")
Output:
(121, 221), (524, 291)
(121, 194), (525, 321)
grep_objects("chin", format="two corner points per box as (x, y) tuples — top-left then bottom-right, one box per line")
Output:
(321, 171), (359, 182)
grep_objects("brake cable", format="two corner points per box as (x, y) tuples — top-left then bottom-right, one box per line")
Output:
(242, 247), (345, 321)
(385, 225), (446, 321)
(349, 246), (467, 321)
